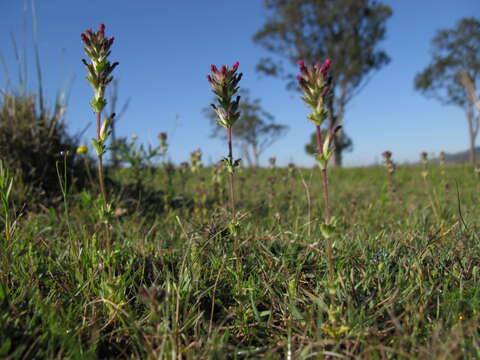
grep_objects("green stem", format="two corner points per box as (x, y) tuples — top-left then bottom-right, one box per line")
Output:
(96, 111), (107, 207)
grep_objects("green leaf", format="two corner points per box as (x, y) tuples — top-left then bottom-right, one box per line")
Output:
(314, 154), (328, 170)
(320, 223), (336, 238)
(0, 282), (7, 303)
(0, 338), (11, 356)
(91, 138), (104, 156)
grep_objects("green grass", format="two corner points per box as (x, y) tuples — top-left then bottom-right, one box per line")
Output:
(1, 164), (479, 359)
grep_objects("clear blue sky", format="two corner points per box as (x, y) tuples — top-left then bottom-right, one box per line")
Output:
(1, 0), (478, 167)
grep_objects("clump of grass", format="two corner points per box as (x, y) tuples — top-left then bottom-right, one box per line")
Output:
(0, 94), (87, 207)
(0, 161), (14, 243)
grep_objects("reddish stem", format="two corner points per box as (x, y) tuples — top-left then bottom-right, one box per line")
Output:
(226, 127), (236, 222)
(96, 111), (107, 207)
(316, 125), (333, 280)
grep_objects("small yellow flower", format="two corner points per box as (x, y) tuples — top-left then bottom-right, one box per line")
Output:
(76, 145), (88, 154)
(458, 314), (464, 321)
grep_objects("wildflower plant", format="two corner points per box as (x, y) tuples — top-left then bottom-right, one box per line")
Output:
(297, 58), (336, 279)
(269, 157), (276, 169)
(382, 150), (396, 187)
(207, 62), (242, 222)
(439, 151), (446, 176)
(81, 24), (118, 207)
(297, 59), (334, 221)
(158, 132), (168, 155)
(117, 136), (163, 188)
(190, 149), (203, 174)
(420, 151), (428, 179)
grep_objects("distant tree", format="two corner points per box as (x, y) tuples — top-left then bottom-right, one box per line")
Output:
(205, 89), (288, 167)
(305, 129), (353, 159)
(414, 17), (480, 165)
(253, 0), (392, 167)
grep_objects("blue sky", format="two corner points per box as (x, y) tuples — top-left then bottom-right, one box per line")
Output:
(0, 0), (478, 167)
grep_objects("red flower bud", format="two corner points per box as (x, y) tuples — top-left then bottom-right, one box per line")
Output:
(220, 65), (227, 74)
(108, 37), (114, 46)
(210, 64), (217, 73)
(382, 151), (392, 159)
(298, 60), (307, 74)
(99, 24), (105, 34)
(80, 33), (88, 42)
(233, 61), (239, 71)
(321, 58), (332, 75)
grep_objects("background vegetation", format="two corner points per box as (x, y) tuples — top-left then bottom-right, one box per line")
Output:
(1, 113), (479, 358)
(0, 2), (479, 359)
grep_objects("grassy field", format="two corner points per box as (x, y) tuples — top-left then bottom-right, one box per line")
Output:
(1, 163), (479, 359)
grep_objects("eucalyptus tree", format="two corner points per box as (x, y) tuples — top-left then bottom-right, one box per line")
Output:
(415, 18), (480, 165)
(254, 0), (392, 166)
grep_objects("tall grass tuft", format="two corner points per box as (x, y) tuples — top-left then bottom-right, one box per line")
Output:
(0, 93), (86, 206)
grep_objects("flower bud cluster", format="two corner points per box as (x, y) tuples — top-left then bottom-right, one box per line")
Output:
(207, 62), (243, 129)
(420, 152), (428, 166)
(190, 149), (202, 173)
(420, 152), (428, 179)
(158, 132), (168, 154)
(439, 152), (446, 167)
(81, 24), (118, 113)
(382, 150), (396, 174)
(297, 59), (332, 126)
(269, 157), (276, 169)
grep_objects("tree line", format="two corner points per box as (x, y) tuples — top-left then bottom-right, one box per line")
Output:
(207, 1), (479, 167)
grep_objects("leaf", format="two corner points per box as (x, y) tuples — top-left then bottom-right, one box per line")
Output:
(314, 154), (328, 170)
(91, 138), (104, 156)
(0, 338), (11, 356)
(323, 133), (332, 155)
(0, 282), (7, 303)
(320, 223), (336, 238)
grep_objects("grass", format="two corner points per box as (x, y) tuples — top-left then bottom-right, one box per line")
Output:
(1, 162), (479, 359)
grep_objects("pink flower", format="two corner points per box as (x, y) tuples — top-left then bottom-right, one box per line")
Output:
(298, 60), (307, 74)
(321, 58), (332, 75)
